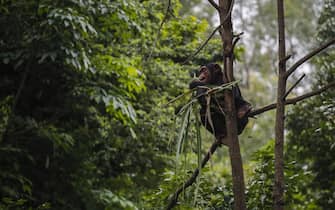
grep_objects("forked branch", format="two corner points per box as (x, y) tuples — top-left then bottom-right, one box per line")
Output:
(285, 38), (335, 78)
(284, 73), (305, 99)
(208, 0), (220, 11)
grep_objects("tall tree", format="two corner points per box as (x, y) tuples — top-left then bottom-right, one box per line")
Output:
(273, 0), (287, 208)
(273, 0), (335, 209)
(217, 0), (246, 209)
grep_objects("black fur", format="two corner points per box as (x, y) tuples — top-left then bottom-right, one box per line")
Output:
(189, 63), (251, 138)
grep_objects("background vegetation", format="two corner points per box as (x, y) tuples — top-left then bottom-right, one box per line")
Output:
(0, 0), (333, 209)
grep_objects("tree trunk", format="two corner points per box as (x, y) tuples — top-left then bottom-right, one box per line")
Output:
(218, 1), (246, 209)
(273, 0), (286, 209)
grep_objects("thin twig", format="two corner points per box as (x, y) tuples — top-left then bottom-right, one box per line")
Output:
(285, 38), (335, 78)
(165, 80), (237, 107)
(165, 89), (195, 107)
(232, 36), (240, 51)
(208, 0), (220, 11)
(182, 0), (234, 64)
(166, 140), (222, 210)
(182, 24), (223, 64)
(279, 54), (292, 66)
(283, 74), (305, 99)
(159, 0), (172, 36)
(148, 0), (172, 60)
(248, 81), (335, 117)
(233, 32), (244, 37)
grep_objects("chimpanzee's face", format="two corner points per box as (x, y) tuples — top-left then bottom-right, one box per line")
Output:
(198, 66), (211, 83)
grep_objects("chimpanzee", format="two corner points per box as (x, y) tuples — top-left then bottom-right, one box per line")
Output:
(189, 63), (251, 140)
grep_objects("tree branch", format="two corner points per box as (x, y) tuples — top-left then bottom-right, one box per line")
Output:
(166, 140), (222, 210)
(208, 0), (220, 11)
(148, 0), (172, 60)
(248, 81), (335, 117)
(182, 0), (234, 64)
(285, 38), (335, 78)
(283, 73), (305, 99)
(159, 0), (172, 33)
(182, 24), (223, 64)
(232, 33), (243, 51)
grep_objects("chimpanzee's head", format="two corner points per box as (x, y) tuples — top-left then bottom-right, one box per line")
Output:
(198, 63), (223, 84)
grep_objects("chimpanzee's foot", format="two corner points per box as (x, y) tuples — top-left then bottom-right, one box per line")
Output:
(216, 135), (230, 147)
(237, 103), (252, 119)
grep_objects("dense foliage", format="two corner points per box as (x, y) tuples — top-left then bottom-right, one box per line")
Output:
(0, 0), (147, 209)
(0, 0), (222, 209)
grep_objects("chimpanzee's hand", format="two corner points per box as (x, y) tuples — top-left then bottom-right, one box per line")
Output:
(189, 79), (203, 89)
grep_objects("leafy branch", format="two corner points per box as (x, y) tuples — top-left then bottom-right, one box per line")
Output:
(166, 140), (222, 210)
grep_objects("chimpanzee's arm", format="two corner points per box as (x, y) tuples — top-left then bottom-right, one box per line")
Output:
(189, 79), (204, 89)
(233, 85), (252, 121)
(189, 79), (209, 106)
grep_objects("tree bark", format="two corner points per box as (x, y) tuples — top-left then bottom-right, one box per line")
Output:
(218, 0), (246, 209)
(274, 0), (286, 209)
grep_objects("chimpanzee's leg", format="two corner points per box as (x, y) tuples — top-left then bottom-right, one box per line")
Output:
(233, 86), (252, 119)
